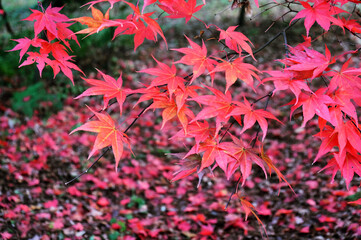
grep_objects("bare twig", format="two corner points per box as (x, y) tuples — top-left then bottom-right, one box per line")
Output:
(0, 0), (14, 35)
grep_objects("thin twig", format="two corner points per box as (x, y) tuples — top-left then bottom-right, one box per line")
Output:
(65, 101), (154, 185)
(250, 91), (273, 148)
(65, 146), (111, 185)
(0, 0), (14, 35)
(225, 175), (242, 209)
(283, 30), (289, 57)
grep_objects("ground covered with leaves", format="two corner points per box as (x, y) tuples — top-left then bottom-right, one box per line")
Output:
(1, 79), (361, 240)
(1, 2), (361, 239)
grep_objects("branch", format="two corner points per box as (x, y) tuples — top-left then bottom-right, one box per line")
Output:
(0, 0), (14, 35)
(65, 146), (111, 185)
(65, 100), (154, 185)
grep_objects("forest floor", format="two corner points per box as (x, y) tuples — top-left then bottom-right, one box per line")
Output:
(1, 3), (361, 239)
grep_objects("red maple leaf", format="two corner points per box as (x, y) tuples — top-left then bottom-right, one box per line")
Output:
(139, 56), (185, 99)
(158, 0), (204, 23)
(314, 125), (338, 163)
(172, 35), (217, 83)
(289, 88), (335, 127)
(217, 26), (254, 59)
(119, 1), (167, 50)
(70, 106), (131, 170)
(290, 1), (346, 36)
(47, 55), (84, 84)
(185, 138), (230, 172)
(8, 37), (45, 61)
(262, 70), (312, 103)
(279, 44), (334, 80)
(49, 22), (80, 48)
(222, 134), (267, 184)
(337, 151), (361, 189)
(19, 52), (50, 77)
(174, 85), (201, 111)
(209, 57), (260, 92)
(329, 88), (358, 124)
(237, 194), (266, 234)
(260, 145), (294, 192)
(75, 69), (133, 114)
(171, 120), (215, 146)
(227, 97), (282, 141)
(340, 17), (361, 34)
(23, 4), (69, 38)
(191, 86), (239, 136)
(325, 58), (361, 92)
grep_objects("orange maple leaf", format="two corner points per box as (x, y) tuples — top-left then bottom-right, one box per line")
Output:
(70, 106), (131, 171)
(209, 57), (259, 92)
(73, 7), (110, 36)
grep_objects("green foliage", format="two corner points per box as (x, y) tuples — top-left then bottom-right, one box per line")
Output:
(346, 191), (361, 201)
(110, 218), (126, 232)
(108, 231), (121, 240)
(11, 82), (63, 117)
(128, 195), (146, 209)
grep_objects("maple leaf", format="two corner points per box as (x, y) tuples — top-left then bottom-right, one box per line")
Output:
(8, 37), (45, 62)
(47, 55), (84, 85)
(340, 17), (361, 34)
(121, 1), (167, 50)
(209, 57), (260, 92)
(70, 106), (131, 171)
(325, 58), (361, 92)
(227, 97), (282, 141)
(191, 86), (239, 136)
(290, 1), (346, 36)
(174, 85), (201, 111)
(72, 7), (110, 36)
(50, 22), (80, 48)
(348, 198), (361, 206)
(75, 69), (133, 114)
(289, 88), (335, 127)
(279, 44), (334, 80)
(315, 110), (361, 164)
(139, 56), (185, 99)
(221, 134), (267, 184)
(19, 52), (50, 77)
(171, 120), (215, 146)
(260, 145), (294, 193)
(172, 35), (217, 83)
(39, 41), (69, 60)
(337, 151), (361, 189)
(149, 95), (195, 131)
(158, 0), (204, 23)
(171, 153), (209, 187)
(217, 26), (254, 59)
(237, 194), (267, 235)
(190, 138), (230, 172)
(262, 70), (312, 104)
(314, 125), (338, 163)
(329, 88), (358, 125)
(23, 4), (69, 38)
